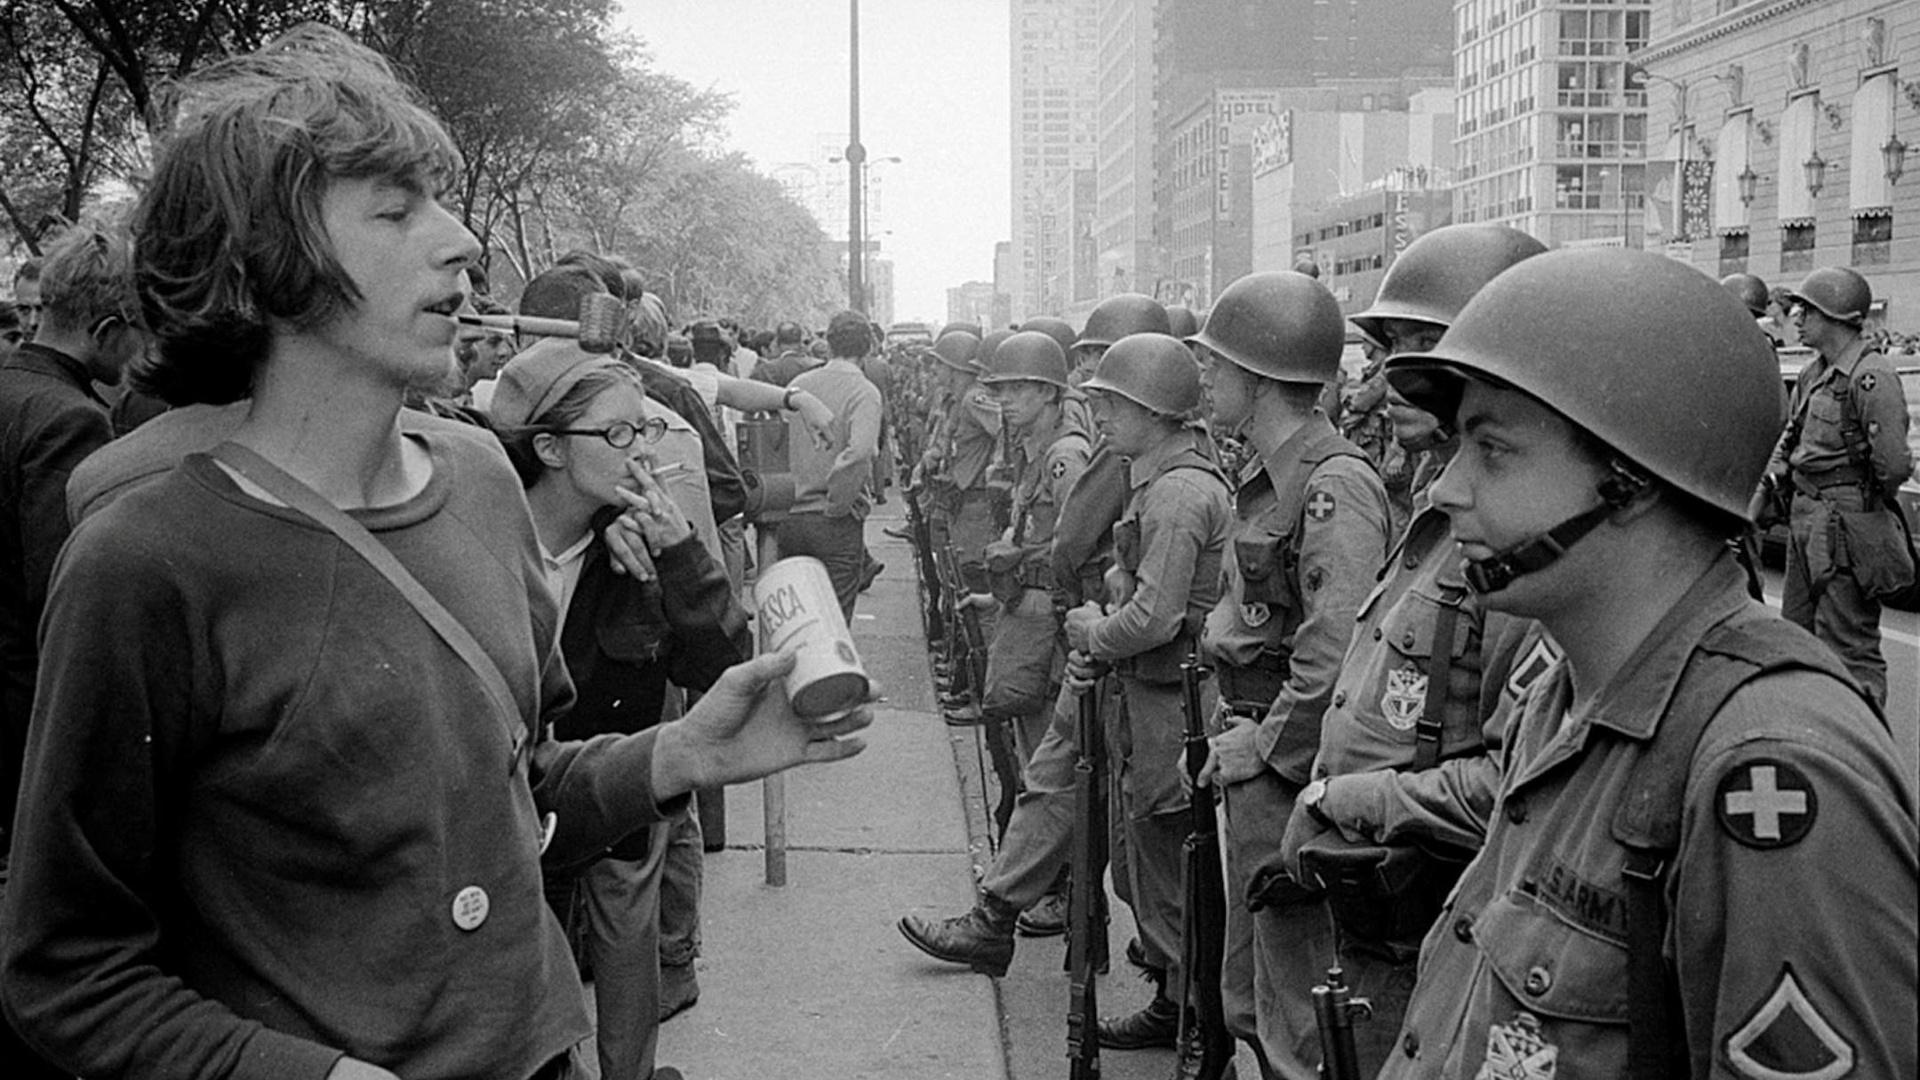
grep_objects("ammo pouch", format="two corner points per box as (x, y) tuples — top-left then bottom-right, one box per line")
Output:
(1233, 529), (1297, 613)
(1296, 836), (1468, 945)
(1216, 658), (1287, 712)
(1836, 505), (1919, 601)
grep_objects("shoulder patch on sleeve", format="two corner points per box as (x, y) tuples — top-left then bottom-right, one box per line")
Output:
(1857, 371), (1876, 393)
(1505, 637), (1562, 698)
(1304, 489), (1336, 522)
(1724, 963), (1856, 1080)
(1052, 458), (1069, 479)
(1717, 759), (1817, 849)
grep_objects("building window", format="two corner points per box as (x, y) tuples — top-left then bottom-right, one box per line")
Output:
(1780, 222), (1816, 275)
(1852, 211), (1892, 266)
(1718, 231), (1749, 276)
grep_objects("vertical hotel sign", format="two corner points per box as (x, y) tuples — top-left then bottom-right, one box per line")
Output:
(1215, 91), (1281, 215)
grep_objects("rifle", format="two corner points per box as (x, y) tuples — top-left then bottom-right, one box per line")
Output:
(1311, 964), (1372, 1080)
(988, 418), (1017, 534)
(1066, 660), (1110, 1080)
(903, 485), (943, 641)
(947, 539), (1022, 847)
(1175, 648), (1235, 1079)
(939, 540), (1021, 850)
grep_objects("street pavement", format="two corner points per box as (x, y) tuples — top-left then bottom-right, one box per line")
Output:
(648, 506), (1918, 1080)
(653, 506), (1183, 1079)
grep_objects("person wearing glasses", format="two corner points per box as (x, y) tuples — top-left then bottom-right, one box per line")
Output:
(490, 336), (748, 1080)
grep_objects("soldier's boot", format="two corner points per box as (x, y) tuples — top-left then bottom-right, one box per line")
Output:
(1097, 990), (1181, 1051)
(1015, 885), (1069, 937)
(897, 892), (1019, 977)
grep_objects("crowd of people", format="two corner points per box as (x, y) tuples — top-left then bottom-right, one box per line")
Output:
(894, 234), (1917, 1077)
(0, 26), (887, 1080)
(0, 21), (1916, 1080)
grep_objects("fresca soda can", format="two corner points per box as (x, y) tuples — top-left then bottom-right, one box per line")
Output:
(753, 556), (870, 717)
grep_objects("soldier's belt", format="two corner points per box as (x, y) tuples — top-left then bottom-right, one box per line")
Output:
(1791, 471), (1869, 500)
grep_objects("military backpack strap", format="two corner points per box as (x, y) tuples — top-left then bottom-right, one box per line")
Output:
(1411, 583), (1468, 773)
(1828, 356), (1896, 505)
(1609, 612), (1880, 1080)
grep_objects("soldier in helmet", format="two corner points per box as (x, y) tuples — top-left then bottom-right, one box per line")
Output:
(1381, 250), (1914, 1079)
(1065, 332), (1231, 1052)
(1052, 294), (1175, 607)
(1188, 271), (1392, 1077)
(1755, 266), (1912, 709)
(1722, 271), (1785, 348)
(897, 335), (1228, 1044)
(1270, 225), (1556, 1076)
(973, 332), (1092, 753)
(914, 330), (1004, 703)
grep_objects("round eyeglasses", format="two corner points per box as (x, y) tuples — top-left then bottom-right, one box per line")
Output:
(547, 416), (669, 449)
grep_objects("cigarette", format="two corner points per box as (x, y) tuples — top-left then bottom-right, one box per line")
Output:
(650, 462), (687, 478)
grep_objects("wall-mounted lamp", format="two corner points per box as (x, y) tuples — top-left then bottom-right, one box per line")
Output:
(1738, 165), (1762, 206)
(1804, 151), (1828, 197)
(1887, 134), (1911, 185)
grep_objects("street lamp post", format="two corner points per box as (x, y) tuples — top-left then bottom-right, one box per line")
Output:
(846, 0), (866, 314)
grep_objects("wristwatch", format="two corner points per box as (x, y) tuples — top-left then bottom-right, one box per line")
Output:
(782, 386), (799, 410)
(1301, 778), (1332, 825)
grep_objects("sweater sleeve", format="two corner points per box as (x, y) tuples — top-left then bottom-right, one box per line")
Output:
(655, 534), (750, 692)
(0, 528), (345, 1080)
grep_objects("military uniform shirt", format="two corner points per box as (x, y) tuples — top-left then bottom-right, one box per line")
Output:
(1774, 335), (1912, 493)
(1010, 412), (1092, 563)
(1085, 430), (1230, 663)
(936, 386), (1002, 492)
(1303, 506), (1555, 853)
(1239, 418), (1391, 783)
(1384, 556), (1917, 1080)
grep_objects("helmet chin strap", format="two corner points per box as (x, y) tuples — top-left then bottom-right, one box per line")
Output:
(1464, 461), (1651, 594)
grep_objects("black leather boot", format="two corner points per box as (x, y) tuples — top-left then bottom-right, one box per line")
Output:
(1097, 991), (1180, 1050)
(897, 893), (1019, 977)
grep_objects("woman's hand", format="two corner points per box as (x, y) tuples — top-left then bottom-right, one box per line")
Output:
(616, 458), (695, 552)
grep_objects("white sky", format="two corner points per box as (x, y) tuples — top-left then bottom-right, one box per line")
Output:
(617, 0), (1010, 323)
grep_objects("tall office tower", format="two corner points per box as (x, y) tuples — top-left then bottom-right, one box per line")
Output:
(1011, 0), (1101, 322)
(1452, 0), (1653, 247)
(1150, 0), (1452, 308)
(1091, 0), (1158, 315)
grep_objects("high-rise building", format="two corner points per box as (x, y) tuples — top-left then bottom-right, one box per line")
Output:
(948, 280), (1001, 329)
(1247, 86), (1457, 314)
(1011, 0), (1101, 322)
(1090, 0), (1157, 318)
(1635, 1), (1915, 325)
(1452, 0), (1654, 247)
(1038, 167), (1099, 314)
(1152, 0), (1454, 300)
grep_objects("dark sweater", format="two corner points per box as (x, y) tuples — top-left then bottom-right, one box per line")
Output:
(1, 426), (684, 1080)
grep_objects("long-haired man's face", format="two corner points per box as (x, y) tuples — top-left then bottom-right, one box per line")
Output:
(311, 172), (479, 388)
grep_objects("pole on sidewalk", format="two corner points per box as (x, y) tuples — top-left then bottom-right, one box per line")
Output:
(757, 522), (788, 887)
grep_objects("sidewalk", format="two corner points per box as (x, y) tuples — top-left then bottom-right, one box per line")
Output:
(654, 514), (1006, 1080)
(656, 510), (1183, 1079)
